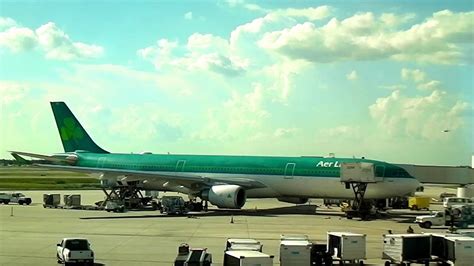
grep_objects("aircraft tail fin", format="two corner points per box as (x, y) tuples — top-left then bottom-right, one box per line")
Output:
(50, 102), (108, 153)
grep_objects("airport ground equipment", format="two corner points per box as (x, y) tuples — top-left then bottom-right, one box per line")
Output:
(226, 239), (263, 251)
(382, 234), (431, 266)
(311, 244), (333, 266)
(415, 205), (473, 229)
(99, 180), (156, 210)
(442, 197), (473, 208)
(160, 195), (188, 215)
(43, 193), (61, 207)
(327, 232), (366, 265)
(408, 196), (430, 210)
(280, 235), (312, 266)
(0, 192), (31, 205)
(104, 200), (125, 212)
(340, 162), (382, 219)
(63, 194), (81, 207)
(224, 250), (273, 266)
(430, 234), (474, 265)
(174, 245), (212, 266)
(56, 238), (94, 265)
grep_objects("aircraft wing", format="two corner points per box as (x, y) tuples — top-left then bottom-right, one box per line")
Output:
(35, 164), (267, 190)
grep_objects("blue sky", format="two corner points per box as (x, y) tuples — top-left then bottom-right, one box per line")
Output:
(0, 1), (473, 165)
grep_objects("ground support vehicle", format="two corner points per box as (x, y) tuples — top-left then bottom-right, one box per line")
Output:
(408, 196), (430, 210)
(415, 205), (473, 229)
(56, 238), (94, 265)
(159, 196), (188, 215)
(0, 192), (32, 205)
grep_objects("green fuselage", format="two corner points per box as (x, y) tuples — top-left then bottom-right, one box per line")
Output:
(75, 151), (412, 179)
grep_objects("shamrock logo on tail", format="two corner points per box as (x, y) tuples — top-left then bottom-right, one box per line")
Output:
(60, 117), (84, 143)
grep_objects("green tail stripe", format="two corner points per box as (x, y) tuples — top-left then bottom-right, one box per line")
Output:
(50, 102), (108, 153)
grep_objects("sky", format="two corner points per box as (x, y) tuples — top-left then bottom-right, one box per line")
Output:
(0, 1), (473, 166)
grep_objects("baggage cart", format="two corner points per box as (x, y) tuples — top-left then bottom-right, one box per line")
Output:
(327, 232), (366, 265)
(224, 250), (273, 266)
(382, 234), (431, 266)
(280, 239), (312, 266)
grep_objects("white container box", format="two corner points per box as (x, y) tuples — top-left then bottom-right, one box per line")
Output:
(442, 236), (474, 266)
(382, 234), (431, 263)
(224, 250), (273, 266)
(327, 232), (366, 261)
(226, 238), (262, 251)
(280, 239), (312, 266)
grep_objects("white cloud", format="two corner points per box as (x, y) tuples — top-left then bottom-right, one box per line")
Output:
(274, 127), (298, 138)
(417, 80), (441, 91)
(137, 39), (178, 69)
(0, 81), (30, 105)
(369, 90), (470, 139)
(317, 125), (361, 140)
(346, 70), (358, 81)
(0, 17), (17, 30)
(259, 10), (474, 64)
(139, 34), (246, 76)
(35, 22), (103, 60)
(0, 19), (104, 60)
(184, 12), (193, 20)
(193, 85), (269, 141)
(274, 6), (330, 21)
(0, 27), (37, 52)
(401, 68), (426, 83)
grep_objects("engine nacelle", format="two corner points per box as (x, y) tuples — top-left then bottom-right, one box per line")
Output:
(201, 185), (246, 209)
(277, 197), (308, 204)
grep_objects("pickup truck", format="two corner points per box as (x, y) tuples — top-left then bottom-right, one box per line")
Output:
(415, 205), (473, 229)
(0, 192), (32, 205)
(56, 238), (94, 265)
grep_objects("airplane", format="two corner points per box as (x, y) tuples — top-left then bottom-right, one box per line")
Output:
(11, 102), (420, 210)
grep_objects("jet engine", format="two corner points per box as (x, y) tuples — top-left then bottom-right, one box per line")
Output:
(201, 185), (246, 209)
(277, 197), (308, 204)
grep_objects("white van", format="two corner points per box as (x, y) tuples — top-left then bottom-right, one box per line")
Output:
(443, 197), (473, 208)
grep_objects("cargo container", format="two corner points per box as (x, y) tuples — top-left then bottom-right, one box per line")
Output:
(226, 239), (262, 251)
(43, 193), (60, 207)
(280, 234), (309, 241)
(382, 234), (431, 265)
(431, 235), (474, 266)
(280, 239), (312, 266)
(327, 232), (366, 264)
(224, 250), (273, 266)
(64, 194), (81, 207)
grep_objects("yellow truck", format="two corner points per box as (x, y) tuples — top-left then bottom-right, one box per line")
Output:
(408, 196), (430, 210)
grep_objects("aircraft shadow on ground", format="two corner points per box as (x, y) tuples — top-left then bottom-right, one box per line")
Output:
(80, 204), (348, 220)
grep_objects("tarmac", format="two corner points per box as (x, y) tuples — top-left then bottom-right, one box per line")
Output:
(0, 187), (468, 266)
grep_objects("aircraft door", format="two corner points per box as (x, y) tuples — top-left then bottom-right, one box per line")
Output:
(375, 165), (385, 181)
(175, 160), (186, 172)
(284, 163), (296, 179)
(97, 157), (106, 168)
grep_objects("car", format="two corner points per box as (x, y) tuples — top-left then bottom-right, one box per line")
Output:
(0, 192), (32, 205)
(56, 238), (94, 265)
(443, 197), (473, 208)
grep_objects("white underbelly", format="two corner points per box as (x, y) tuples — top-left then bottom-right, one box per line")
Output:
(246, 175), (419, 199)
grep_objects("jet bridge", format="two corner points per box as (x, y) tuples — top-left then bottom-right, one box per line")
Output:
(340, 162), (381, 219)
(396, 163), (474, 198)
